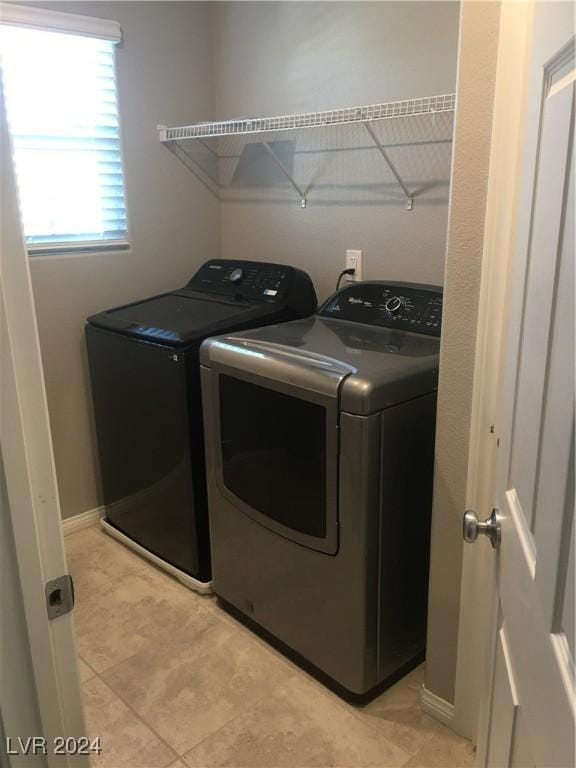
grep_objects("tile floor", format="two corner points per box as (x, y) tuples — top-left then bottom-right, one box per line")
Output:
(67, 526), (476, 768)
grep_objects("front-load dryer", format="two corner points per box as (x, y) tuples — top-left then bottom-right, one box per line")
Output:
(86, 259), (317, 593)
(200, 281), (442, 700)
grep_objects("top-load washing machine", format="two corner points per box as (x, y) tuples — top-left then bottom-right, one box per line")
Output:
(201, 280), (442, 700)
(86, 259), (317, 592)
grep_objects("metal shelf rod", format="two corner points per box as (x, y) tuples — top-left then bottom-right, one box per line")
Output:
(166, 143), (221, 199)
(364, 122), (413, 210)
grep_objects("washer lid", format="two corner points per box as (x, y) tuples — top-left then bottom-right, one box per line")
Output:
(202, 315), (440, 414)
(87, 294), (251, 345)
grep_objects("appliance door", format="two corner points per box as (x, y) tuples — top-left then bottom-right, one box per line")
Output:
(86, 326), (207, 579)
(207, 339), (353, 554)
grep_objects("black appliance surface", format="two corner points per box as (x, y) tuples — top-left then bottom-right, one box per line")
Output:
(103, 295), (249, 342)
(86, 259), (317, 584)
(319, 280), (442, 336)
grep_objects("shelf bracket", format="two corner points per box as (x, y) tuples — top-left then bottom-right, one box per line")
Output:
(262, 142), (307, 208)
(364, 122), (414, 210)
(165, 142), (221, 200)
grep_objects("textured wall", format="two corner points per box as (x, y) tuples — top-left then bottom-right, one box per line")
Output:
(210, 1), (460, 301)
(27, 2), (222, 519)
(425, 0), (501, 704)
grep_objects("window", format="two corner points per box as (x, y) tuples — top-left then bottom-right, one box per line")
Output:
(1, 7), (128, 252)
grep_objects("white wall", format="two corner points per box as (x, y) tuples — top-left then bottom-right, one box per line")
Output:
(26, 2), (222, 519)
(210, 1), (460, 301)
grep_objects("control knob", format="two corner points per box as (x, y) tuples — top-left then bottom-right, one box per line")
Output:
(229, 268), (244, 283)
(385, 296), (404, 315)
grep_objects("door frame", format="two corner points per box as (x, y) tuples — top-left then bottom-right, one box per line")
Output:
(452, 0), (536, 747)
(0, 84), (87, 765)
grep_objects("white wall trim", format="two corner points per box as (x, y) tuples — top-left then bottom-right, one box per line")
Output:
(62, 506), (104, 536)
(1, 3), (121, 42)
(421, 685), (455, 727)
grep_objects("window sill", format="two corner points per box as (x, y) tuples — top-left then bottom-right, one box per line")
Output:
(27, 240), (131, 256)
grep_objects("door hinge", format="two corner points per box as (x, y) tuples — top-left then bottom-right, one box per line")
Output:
(45, 574), (75, 619)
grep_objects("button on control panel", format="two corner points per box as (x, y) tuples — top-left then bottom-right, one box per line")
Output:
(187, 259), (292, 302)
(321, 283), (443, 337)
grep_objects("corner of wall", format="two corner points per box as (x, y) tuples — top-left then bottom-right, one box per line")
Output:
(425, 0), (501, 710)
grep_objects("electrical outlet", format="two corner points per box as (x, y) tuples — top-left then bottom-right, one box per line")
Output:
(345, 249), (363, 282)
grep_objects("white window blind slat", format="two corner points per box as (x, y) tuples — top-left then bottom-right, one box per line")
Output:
(1, 24), (129, 250)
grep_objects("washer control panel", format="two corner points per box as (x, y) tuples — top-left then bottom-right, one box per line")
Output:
(320, 282), (443, 336)
(186, 259), (293, 302)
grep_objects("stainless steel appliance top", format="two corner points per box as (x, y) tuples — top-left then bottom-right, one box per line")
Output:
(201, 281), (441, 415)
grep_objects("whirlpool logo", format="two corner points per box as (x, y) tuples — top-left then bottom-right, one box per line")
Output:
(348, 297), (363, 304)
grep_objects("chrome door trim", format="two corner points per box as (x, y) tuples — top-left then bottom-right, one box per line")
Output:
(205, 337), (356, 398)
(209, 356), (345, 555)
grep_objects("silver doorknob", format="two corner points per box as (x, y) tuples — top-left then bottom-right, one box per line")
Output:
(463, 508), (501, 549)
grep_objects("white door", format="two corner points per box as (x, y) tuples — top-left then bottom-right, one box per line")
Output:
(0, 83), (87, 766)
(469, 4), (575, 767)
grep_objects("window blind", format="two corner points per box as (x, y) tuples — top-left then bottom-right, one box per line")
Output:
(1, 24), (128, 250)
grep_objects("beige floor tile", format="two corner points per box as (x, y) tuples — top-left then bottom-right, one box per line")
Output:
(102, 619), (297, 756)
(71, 533), (473, 768)
(83, 675), (177, 768)
(349, 665), (443, 756)
(66, 527), (147, 594)
(73, 552), (219, 673)
(182, 675), (411, 768)
(77, 657), (96, 683)
(402, 723), (476, 768)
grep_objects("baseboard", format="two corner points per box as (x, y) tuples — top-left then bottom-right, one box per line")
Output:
(421, 685), (455, 727)
(62, 506), (104, 536)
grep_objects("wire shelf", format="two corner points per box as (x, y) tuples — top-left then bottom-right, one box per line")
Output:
(159, 93), (456, 210)
(159, 93), (456, 142)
